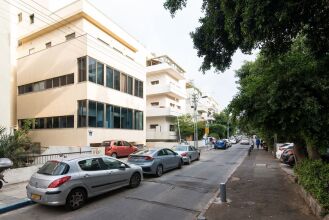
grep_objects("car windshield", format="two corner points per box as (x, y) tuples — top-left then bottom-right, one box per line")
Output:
(37, 161), (70, 175)
(133, 149), (157, 155)
(172, 146), (188, 151)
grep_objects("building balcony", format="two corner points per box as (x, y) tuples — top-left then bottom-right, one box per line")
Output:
(147, 56), (185, 80)
(147, 107), (182, 117)
(146, 131), (177, 140)
(147, 83), (187, 99)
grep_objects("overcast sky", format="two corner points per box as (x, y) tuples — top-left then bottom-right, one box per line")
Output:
(92, 0), (257, 110)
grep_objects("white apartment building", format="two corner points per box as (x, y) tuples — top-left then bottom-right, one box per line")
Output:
(186, 82), (220, 123)
(146, 56), (187, 142)
(14, 0), (149, 147)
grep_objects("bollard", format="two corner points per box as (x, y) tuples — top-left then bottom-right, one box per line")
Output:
(219, 183), (227, 202)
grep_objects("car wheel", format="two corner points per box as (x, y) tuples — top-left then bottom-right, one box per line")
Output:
(178, 159), (183, 169)
(196, 153), (200, 160)
(155, 165), (163, 177)
(111, 153), (117, 158)
(65, 188), (86, 211)
(129, 172), (141, 188)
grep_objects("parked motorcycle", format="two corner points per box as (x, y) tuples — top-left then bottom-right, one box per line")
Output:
(0, 158), (13, 189)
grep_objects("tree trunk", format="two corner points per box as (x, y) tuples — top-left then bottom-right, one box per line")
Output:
(293, 139), (307, 163)
(306, 145), (321, 160)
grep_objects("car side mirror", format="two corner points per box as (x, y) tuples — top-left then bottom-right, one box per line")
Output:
(119, 163), (126, 169)
(174, 152), (178, 156)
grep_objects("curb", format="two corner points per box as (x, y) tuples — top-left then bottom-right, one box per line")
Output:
(0, 198), (35, 214)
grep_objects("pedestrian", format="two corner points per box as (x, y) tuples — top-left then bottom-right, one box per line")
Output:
(256, 137), (260, 149)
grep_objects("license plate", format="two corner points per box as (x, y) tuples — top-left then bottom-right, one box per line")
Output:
(31, 194), (41, 200)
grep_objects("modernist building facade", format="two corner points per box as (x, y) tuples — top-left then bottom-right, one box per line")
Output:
(146, 56), (187, 142)
(15, 0), (148, 147)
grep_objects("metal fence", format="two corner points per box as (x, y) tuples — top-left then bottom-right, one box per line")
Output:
(19, 151), (92, 167)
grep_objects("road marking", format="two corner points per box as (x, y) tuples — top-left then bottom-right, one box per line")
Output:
(174, 174), (208, 180)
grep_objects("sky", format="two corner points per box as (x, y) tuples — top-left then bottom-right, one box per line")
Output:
(92, 0), (257, 110)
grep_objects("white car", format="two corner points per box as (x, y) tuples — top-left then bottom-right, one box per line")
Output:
(276, 143), (294, 159)
(229, 138), (237, 144)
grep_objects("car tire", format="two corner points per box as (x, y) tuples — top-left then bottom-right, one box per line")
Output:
(65, 188), (87, 211)
(129, 172), (141, 188)
(155, 165), (163, 177)
(111, 153), (117, 158)
(178, 159), (183, 169)
(197, 153), (200, 160)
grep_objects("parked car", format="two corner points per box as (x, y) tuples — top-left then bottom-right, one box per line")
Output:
(171, 145), (200, 164)
(27, 155), (143, 210)
(101, 140), (138, 158)
(127, 148), (183, 177)
(276, 143), (294, 159)
(240, 138), (250, 145)
(224, 139), (232, 148)
(280, 148), (295, 166)
(229, 138), (237, 144)
(214, 139), (228, 149)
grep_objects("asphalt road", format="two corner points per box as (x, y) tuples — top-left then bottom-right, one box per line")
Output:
(1, 144), (249, 220)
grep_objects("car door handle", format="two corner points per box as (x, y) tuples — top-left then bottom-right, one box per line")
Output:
(84, 174), (90, 178)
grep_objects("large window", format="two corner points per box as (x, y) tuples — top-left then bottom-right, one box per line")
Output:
(113, 106), (121, 128)
(134, 79), (143, 98)
(78, 100), (87, 127)
(97, 102), (104, 127)
(19, 116), (74, 129)
(127, 76), (133, 95)
(88, 100), (97, 127)
(121, 108), (128, 129)
(106, 66), (114, 88)
(134, 110), (143, 130)
(78, 57), (86, 82)
(88, 57), (97, 83)
(113, 70), (120, 91)
(120, 73), (127, 93)
(97, 62), (104, 85)
(105, 104), (113, 128)
(127, 108), (133, 129)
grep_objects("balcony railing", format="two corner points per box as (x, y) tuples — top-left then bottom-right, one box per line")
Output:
(147, 55), (185, 73)
(147, 107), (182, 117)
(147, 83), (187, 99)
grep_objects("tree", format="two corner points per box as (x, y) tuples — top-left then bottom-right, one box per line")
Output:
(164, 0), (329, 72)
(229, 37), (329, 161)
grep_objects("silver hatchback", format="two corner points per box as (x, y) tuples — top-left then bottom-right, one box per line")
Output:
(26, 155), (143, 210)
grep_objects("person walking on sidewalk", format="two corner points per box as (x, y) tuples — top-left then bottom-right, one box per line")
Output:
(256, 137), (260, 149)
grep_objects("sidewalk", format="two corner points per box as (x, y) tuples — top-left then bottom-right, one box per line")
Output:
(205, 149), (318, 220)
(0, 181), (33, 214)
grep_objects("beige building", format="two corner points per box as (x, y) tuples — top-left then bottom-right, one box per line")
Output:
(15, 0), (148, 147)
(146, 56), (187, 142)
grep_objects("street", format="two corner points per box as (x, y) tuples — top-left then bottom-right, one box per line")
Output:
(1, 144), (249, 220)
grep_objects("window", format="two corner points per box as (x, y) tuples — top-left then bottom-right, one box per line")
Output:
(121, 108), (127, 129)
(53, 117), (59, 128)
(150, 124), (158, 129)
(105, 104), (113, 128)
(88, 57), (97, 83)
(35, 118), (45, 129)
(53, 77), (60, 88)
(29, 14), (34, 24)
(120, 73), (127, 93)
(32, 82), (40, 92)
(18, 86), (24, 95)
(65, 32), (75, 41)
(88, 101), (97, 127)
(29, 48), (35, 54)
(97, 102), (104, 127)
(127, 76), (133, 95)
(67, 116), (74, 128)
(78, 158), (103, 171)
(134, 110), (143, 130)
(165, 149), (175, 156)
(25, 84), (33, 93)
(170, 103), (175, 107)
(151, 80), (159, 85)
(46, 117), (52, 128)
(102, 157), (122, 169)
(78, 57), (87, 82)
(177, 105), (181, 109)
(127, 109), (133, 129)
(134, 79), (143, 98)
(157, 150), (167, 156)
(170, 124), (175, 132)
(59, 116), (67, 128)
(106, 66), (114, 88)
(18, 13), (22, 22)
(45, 79), (52, 89)
(113, 106), (121, 128)
(97, 62), (104, 85)
(67, 73), (74, 84)
(113, 70), (120, 91)
(151, 102), (159, 106)
(45, 42), (51, 48)
(78, 100), (87, 127)
(60, 75), (67, 86)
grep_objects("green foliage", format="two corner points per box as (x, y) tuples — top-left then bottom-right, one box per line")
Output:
(176, 114), (194, 139)
(295, 160), (329, 215)
(0, 125), (32, 167)
(164, 0), (329, 72)
(229, 37), (329, 157)
(209, 132), (219, 139)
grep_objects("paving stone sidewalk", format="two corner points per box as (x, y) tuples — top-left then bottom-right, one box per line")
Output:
(205, 149), (318, 220)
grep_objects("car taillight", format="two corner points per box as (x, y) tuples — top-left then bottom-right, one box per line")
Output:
(144, 156), (154, 161)
(181, 152), (188, 156)
(48, 176), (71, 188)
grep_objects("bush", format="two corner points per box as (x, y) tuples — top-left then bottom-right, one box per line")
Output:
(294, 159), (329, 215)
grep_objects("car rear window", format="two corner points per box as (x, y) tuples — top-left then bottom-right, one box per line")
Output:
(37, 161), (70, 175)
(172, 146), (188, 151)
(134, 149), (157, 155)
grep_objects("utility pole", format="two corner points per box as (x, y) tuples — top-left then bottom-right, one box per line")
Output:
(192, 92), (199, 149)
